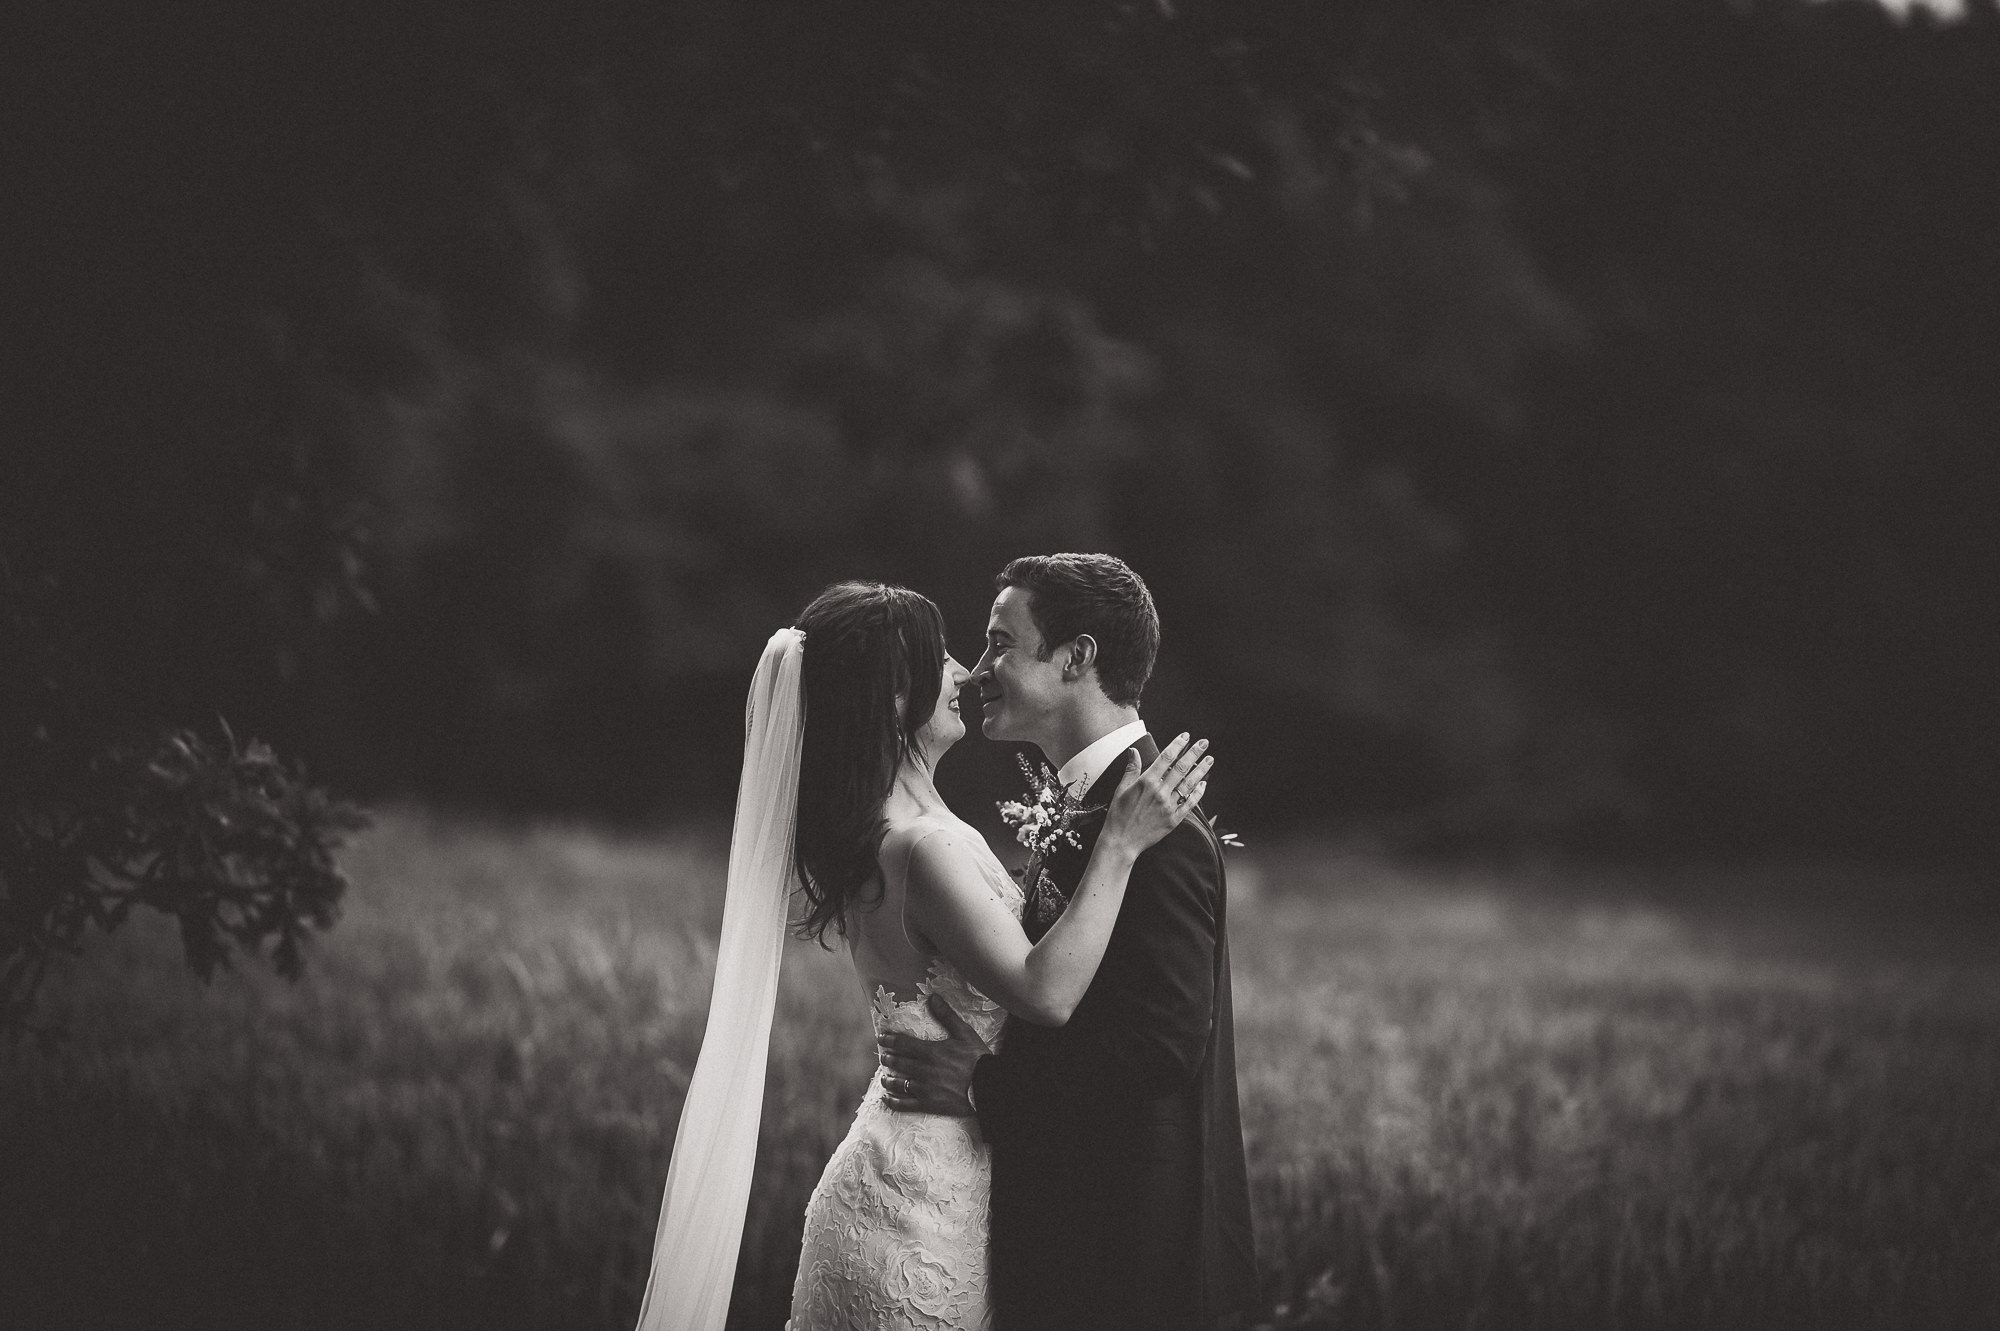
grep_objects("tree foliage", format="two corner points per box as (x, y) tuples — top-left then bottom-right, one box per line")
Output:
(1, 727), (364, 1040)
(4, 0), (1996, 1031)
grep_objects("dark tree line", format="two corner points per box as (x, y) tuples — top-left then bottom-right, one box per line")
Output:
(5, 0), (1997, 1023)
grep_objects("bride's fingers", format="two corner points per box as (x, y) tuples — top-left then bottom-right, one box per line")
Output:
(1144, 733), (1192, 780)
(1147, 736), (1202, 785)
(1163, 740), (1209, 791)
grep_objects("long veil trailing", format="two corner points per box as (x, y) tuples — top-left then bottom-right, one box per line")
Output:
(635, 626), (806, 1331)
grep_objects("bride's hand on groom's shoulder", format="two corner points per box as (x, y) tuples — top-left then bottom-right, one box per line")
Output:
(878, 995), (989, 1117)
(1101, 733), (1214, 859)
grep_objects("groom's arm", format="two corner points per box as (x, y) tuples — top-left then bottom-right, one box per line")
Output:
(971, 819), (1221, 1125)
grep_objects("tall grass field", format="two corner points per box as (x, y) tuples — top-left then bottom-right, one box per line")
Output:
(4, 810), (1996, 1329)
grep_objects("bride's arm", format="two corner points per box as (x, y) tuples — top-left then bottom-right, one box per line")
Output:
(904, 735), (1211, 1027)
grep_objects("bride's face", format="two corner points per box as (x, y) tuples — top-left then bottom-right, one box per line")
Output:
(914, 649), (972, 760)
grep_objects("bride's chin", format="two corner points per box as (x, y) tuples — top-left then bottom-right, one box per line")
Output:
(918, 722), (965, 760)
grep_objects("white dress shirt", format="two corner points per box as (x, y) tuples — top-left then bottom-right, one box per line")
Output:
(1056, 719), (1150, 801)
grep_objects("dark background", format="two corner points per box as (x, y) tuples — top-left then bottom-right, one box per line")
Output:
(7, 0), (1997, 861)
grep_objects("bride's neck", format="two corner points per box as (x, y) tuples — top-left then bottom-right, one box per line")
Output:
(882, 762), (947, 821)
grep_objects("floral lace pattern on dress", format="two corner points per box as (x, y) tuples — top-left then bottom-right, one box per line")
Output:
(786, 837), (1023, 1330)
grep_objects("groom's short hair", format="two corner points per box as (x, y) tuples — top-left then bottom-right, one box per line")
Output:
(996, 554), (1159, 706)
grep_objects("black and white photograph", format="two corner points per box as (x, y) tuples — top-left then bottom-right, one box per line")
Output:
(4, 2), (1996, 1328)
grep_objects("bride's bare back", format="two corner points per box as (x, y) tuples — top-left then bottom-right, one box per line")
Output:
(846, 813), (1022, 1033)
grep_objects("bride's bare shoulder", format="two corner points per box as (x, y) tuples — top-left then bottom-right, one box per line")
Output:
(876, 813), (967, 876)
(879, 813), (971, 858)
(899, 820), (1018, 901)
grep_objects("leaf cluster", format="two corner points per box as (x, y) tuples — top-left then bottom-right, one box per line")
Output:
(1, 726), (367, 1040)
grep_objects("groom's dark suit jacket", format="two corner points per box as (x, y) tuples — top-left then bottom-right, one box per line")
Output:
(970, 733), (1256, 1331)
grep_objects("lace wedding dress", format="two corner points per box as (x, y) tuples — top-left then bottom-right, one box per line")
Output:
(787, 821), (1024, 1331)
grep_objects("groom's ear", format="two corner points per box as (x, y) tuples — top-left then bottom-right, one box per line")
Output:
(1059, 634), (1099, 683)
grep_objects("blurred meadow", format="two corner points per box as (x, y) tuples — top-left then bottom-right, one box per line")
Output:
(5, 809), (1996, 1330)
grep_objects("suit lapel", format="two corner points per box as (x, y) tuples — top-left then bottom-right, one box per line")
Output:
(1036, 731), (1157, 912)
(1072, 730), (1157, 841)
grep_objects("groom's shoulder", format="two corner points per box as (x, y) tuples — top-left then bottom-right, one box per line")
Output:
(1139, 809), (1226, 884)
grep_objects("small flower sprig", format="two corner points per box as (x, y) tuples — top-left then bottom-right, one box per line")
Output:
(996, 752), (1094, 861)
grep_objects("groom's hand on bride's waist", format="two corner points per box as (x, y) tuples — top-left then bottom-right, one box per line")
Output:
(877, 994), (989, 1117)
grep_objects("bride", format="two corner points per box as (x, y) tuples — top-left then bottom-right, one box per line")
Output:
(635, 581), (1213, 1331)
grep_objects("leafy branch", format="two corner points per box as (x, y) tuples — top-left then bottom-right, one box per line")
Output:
(1, 725), (367, 1042)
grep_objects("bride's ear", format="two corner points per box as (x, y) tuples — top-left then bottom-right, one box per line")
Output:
(1061, 634), (1098, 682)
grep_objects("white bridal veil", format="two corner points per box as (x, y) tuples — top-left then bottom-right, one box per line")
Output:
(635, 626), (806, 1331)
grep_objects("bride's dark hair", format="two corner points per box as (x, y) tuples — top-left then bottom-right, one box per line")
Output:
(791, 580), (947, 945)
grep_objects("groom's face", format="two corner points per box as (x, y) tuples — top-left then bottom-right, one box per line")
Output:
(971, 586), (1067, 747)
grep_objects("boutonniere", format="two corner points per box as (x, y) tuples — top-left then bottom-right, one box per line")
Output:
(996, 753), (1098, 862)
(1207, 813), (1246, 850)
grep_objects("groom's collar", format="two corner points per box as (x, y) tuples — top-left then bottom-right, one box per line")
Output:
(1056, 719), (1149, 800)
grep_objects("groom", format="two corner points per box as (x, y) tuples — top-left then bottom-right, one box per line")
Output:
(879, 553), (1256, 1330)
